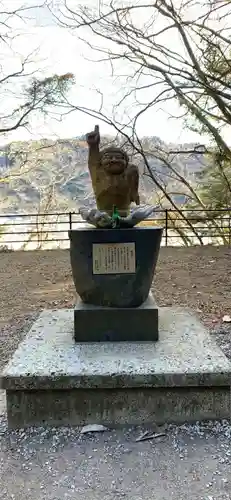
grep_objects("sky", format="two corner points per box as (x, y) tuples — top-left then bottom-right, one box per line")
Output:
(0, 0), (226, 146)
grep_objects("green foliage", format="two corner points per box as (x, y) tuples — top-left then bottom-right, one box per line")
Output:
(183, 41), (231, 138)
(20, 73), (75, 115)
(202, 43), (231, 83)
(0, 72), (75, 135)
(24, 73), (75, 108)
(189, 153), (231, 212)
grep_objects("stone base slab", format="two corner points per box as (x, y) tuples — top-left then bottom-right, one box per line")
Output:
(1, 307), (231, 428)
(6, 387), (230, 429)
(74, 293), (158, 342)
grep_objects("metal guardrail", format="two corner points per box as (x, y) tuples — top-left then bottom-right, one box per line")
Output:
(0, 209), (231, 248)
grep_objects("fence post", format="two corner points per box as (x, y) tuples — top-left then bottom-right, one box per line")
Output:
(165, 209), (168, 246)
(229, 211), (231, 246)
(69, 211), (72, 231)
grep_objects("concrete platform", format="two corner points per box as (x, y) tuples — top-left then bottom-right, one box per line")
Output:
(1, 308), (231, 428)
(74, 293), (158, 342)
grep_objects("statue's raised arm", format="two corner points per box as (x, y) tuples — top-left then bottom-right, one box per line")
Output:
(86, 125), (101, 184)
(85, 123), (141, 218)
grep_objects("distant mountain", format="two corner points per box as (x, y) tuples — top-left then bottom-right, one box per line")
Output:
(0, 136), (206, 214)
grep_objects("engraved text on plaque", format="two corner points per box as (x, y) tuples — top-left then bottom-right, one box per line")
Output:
(92, 242), (136, 274)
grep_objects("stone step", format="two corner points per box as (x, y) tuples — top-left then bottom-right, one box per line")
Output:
(1, 308), (231, 428)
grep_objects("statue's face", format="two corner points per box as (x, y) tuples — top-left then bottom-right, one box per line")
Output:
(101, 149), (127, 174)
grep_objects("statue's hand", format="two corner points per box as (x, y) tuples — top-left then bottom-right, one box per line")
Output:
(86, 125), (100, 146)
(79, 207), (112, 228)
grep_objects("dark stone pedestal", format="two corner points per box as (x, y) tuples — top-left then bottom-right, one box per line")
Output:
(74, 293), (158, 342)
(69, 227), (163, 308)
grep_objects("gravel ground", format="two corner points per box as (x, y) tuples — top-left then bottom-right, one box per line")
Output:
(0, 246), (231, 499)
(0, 418), (231, 499)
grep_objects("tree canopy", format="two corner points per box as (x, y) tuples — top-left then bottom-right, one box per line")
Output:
(49, 0), (231, 242)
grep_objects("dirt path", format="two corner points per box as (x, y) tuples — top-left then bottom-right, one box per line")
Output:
(1, 246), (230, 324)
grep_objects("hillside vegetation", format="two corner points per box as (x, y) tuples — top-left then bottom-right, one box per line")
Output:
(0, 136), (206, 214)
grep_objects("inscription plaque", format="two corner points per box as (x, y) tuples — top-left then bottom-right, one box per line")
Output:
(92, 242), (136, 274)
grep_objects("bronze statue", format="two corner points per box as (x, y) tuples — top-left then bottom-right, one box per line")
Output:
(86, 125), (140, 217)
(79, 124), (157, 228)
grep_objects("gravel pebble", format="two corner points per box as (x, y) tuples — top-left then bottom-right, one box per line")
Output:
(0, 418), (231, 499)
